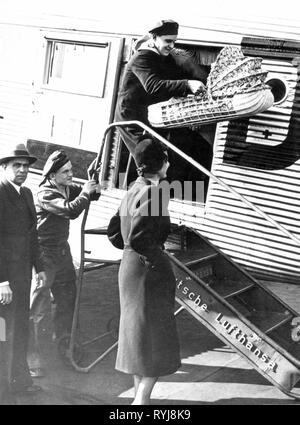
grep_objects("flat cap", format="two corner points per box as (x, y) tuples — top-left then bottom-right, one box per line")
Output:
(40, 150), (70, 185)
(149, 19), (179, 36)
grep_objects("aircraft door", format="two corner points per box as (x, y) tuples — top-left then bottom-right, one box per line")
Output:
(30, 33), (124, 155)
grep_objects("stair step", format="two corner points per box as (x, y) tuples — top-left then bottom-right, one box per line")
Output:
(84, 257), (120, 263)
(171, 250), (218, 283)
(185, 253), (219, 268)
(248, 311), (293, 334)
(222, 283), (255, 299)
(84, 226), (108, 235)
(166, 225), (300, 392)
(171, 249), (217, 264)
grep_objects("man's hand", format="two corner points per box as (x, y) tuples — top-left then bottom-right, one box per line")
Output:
(87, 158), (101, 181)
(82, 180), (100, 196)
(0, 284), (13, 305)
(35, 271), (47, 291)
(188, 80), (207, 95)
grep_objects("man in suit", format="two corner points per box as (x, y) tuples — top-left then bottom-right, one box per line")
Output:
(0, 143), (46, 404)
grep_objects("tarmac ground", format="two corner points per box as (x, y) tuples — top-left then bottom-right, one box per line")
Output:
(9, 205), (300, 407)
(16, 261), (300, 406)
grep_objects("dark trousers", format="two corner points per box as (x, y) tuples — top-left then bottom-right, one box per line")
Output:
(0, 319), (10, 403)
(0, 278), (33, 397)
(29, 243), (76, 368)
(0, 341), (16, 405)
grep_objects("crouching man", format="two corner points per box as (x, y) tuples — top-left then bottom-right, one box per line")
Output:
(29, 150), (100, 378)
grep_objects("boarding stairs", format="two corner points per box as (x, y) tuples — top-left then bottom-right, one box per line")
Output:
(63, 121), (300, 400)
(167, 223), (300, 399)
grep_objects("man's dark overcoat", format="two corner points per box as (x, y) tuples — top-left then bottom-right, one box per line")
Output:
(114, 48), (212, 194)
(0, 178), (43, 398)
(108, 177), (181, 377)
(115, 49), (192, 155)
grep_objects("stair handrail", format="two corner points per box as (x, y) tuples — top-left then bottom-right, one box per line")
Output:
(97, 120), (300, 247)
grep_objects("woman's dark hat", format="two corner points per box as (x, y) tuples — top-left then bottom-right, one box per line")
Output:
(134, 136), (168, 175)
(40, 150), (70, 185)
(149, 19), (179, 36)
(0, 143), (37, 165)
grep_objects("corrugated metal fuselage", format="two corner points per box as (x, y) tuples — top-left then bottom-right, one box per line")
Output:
(1, 17), (300, 282)
(200, 39), (300, 283)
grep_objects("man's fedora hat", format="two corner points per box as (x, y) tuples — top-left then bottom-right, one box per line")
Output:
(0, 143), (37, 165)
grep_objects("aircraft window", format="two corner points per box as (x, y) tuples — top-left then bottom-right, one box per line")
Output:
(43, 39), (109, 97)
(265, 77), (289, 105)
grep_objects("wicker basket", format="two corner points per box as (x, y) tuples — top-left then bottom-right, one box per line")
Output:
(148, 46), (274, 129)
(148, 87), (274, 128)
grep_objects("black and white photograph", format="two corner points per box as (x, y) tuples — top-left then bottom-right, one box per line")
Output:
(1, 0), (300, 411)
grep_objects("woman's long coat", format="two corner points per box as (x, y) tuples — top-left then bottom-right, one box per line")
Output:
(108, 177), (181, 377)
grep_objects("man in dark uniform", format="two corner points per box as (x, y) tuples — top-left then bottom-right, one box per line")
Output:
(29, 150), (100, 378)
(115, 19), (206, 155)
(0, 143), (46, 404)
(114, 19), (212, 197)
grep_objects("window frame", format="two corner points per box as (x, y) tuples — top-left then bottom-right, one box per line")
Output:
(43, 37), (110, 98)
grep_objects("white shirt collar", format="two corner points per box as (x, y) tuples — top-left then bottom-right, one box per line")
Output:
(7, 179), (22, 194)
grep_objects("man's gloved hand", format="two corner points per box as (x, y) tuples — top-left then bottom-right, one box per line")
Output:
(0, 284), (13, 305)
(35, 271), (48, 291)
(87, 158), (101, 181)
(82, 180), (100, 196)
(188, 80), (207, 95)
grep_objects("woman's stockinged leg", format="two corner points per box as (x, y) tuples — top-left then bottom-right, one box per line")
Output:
(133, 375), (142, 397)
(131, 376), (158, 405)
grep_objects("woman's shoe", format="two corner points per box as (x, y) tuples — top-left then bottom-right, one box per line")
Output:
(29, 368), (45, 378)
